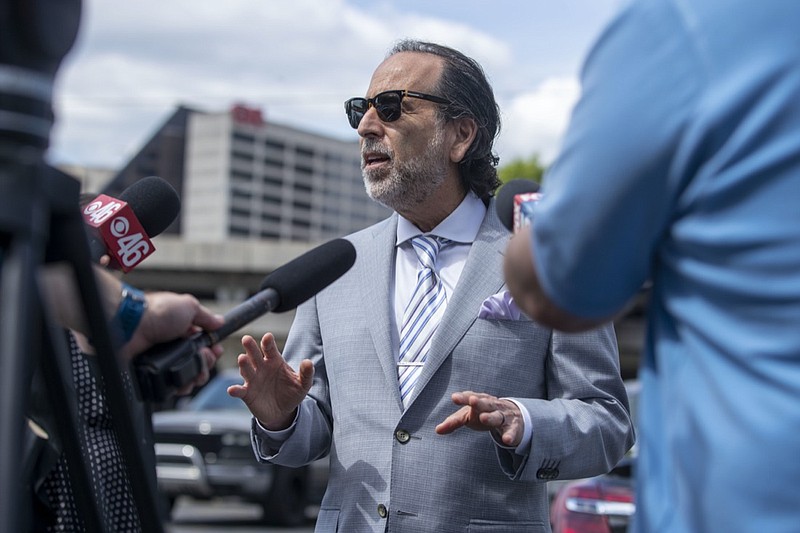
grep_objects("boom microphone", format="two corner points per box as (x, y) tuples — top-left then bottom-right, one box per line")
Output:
(82, 176), (180, 271)
(134, 238), (357, 402)
(495, 179), (541, 232)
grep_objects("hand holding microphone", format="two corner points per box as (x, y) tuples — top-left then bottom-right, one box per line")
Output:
(134, 238), (357, 402)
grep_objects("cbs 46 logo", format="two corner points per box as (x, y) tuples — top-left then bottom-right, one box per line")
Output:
(109, 215), (151, 268)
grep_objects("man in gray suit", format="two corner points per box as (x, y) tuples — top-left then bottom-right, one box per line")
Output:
(229, 40), (634, 532)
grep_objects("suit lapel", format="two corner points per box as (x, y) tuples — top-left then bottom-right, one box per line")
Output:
(359, 215), (404, 404)
(405, 200), (508, 406)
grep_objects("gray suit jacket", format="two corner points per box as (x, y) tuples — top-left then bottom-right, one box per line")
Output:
(253, 200), (634, 532)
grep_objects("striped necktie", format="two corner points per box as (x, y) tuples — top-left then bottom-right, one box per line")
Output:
(398, 235), (450, 407)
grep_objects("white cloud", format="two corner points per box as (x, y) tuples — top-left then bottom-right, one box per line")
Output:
(496, 77), (581, 166)
(49, 1), (511, 168)
(48, 0), (601, 171)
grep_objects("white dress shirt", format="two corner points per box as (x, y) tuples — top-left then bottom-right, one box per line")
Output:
(395, 192), (532, 454)
(393, 192), (486, 349)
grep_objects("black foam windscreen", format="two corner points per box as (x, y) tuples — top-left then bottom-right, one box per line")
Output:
(260, 238), (357, 312)
(495, 179), (540, 231)
(119, 176), (180, 237)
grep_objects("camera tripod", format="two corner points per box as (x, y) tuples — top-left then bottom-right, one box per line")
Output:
(1, 1), (164, 531)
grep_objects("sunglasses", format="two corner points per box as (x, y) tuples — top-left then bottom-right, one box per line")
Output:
(344, 89), (450, 129)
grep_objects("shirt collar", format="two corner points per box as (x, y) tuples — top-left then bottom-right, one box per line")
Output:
(396, 192), (486, 246)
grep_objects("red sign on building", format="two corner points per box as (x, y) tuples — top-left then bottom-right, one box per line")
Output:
(231, 103), (265, 127)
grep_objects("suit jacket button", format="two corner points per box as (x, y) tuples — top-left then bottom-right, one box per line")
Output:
(395, 429), (411, 444)
(378, 503), (388, 518)
(536, 468), (559, 480)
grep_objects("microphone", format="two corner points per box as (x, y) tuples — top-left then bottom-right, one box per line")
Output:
(133, 238), (357, 402)
(495, 179), (541, 232)
(81, 176), (180, 272)
(200, 238), (357, 345)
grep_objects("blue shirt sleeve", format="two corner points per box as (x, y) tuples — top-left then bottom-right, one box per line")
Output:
(531, 0), (703, 318)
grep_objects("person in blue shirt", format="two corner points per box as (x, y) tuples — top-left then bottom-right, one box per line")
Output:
(504, 0), (800, 532)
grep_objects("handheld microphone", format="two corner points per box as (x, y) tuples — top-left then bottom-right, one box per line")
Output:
(134, 238), (357, 402)
(495, 179), (541, 232)
(82, 176), (180, 272)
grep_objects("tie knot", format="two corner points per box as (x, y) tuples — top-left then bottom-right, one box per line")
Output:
(411, 235), (450, 270)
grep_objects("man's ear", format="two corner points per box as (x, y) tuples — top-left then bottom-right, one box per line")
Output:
(449, 117), (478, 164)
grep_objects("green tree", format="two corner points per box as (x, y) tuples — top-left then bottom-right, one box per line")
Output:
(498, 154), (545, 185)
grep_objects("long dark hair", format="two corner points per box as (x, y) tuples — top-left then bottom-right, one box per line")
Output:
(388, 39), (502, 199)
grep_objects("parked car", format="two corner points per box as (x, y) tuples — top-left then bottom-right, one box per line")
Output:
(151, 369), (328, 526)
(549, 380), (640, 533)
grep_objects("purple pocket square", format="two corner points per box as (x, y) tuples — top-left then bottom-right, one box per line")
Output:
(478, 290), (525, 321)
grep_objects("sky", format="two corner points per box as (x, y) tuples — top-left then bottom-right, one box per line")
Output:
(49, 0), (625, 171)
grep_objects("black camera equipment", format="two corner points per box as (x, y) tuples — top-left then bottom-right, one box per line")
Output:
(1, 2), (164, 531)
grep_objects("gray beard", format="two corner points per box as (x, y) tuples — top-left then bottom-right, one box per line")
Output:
(361, 128), (447, 213)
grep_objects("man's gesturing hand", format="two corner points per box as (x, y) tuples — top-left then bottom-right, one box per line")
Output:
(227, 333), (314, 431)
(435, 391), (523, 448)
